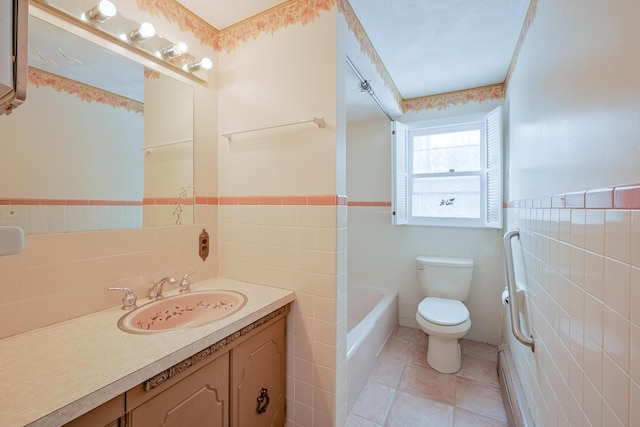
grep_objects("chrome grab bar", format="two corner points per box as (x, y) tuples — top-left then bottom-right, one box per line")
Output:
(503, 229), (535, 352)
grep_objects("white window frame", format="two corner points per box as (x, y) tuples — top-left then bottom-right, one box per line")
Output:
(391, 107), (502, 228)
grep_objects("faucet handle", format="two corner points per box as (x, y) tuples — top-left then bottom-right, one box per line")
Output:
(179, 270), (196, 293)
(109, 287), (138, 310)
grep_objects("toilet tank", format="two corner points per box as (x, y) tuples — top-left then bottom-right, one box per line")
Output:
(416, 256), (474, 301)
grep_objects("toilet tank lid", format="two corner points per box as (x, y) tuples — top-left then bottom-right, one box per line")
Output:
(416, 256), (474, 267)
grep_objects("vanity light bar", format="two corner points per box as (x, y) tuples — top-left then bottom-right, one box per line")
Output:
(32, 0), (210, 83)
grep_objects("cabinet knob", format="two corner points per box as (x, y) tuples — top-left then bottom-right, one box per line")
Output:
(256, 387), (270, 414)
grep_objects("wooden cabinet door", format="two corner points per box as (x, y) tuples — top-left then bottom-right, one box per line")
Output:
(231, 317), (286, 427)
(130, 352), (229, 427)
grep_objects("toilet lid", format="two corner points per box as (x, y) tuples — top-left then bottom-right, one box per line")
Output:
(418, 297), (469, 326)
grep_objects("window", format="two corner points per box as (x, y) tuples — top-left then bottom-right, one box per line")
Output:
(392, 107), (502, 228)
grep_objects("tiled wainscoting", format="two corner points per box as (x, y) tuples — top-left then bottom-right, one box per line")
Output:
(0, 201), (142, 234)
(505, 185), (640, 426)
(216, 195), (348, 427)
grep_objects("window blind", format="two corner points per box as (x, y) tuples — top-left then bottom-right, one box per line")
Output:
(391, 120), (409, 225)
(485, 106), (502, 228)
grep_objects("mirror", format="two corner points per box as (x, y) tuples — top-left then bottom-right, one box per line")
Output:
(0, 14), (194, 235)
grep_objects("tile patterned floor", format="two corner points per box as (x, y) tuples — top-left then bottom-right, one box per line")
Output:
(347, 326), (508, 427)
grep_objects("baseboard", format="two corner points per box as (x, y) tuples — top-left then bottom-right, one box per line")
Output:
(497, 343), (534, 427)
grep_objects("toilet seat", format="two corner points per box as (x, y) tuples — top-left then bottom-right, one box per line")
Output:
(418, 297), (469, 326)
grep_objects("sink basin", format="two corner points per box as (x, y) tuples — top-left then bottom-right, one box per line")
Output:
(118, 290), (247, 334)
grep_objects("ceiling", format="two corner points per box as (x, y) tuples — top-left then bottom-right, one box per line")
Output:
(178, 0), (531, 122)
(29, 0), (531, 121)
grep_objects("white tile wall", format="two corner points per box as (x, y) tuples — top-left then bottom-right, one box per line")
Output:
(506, 206), (639, 427)
(217, 204), (346, 427)
(0, 204), (142, 234)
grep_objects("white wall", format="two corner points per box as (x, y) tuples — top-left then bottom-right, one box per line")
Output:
(346, 98), (507, 344)
(507, 1), (640, 201)
(506, 1), (640, 426)
(0, 84), (143, 200)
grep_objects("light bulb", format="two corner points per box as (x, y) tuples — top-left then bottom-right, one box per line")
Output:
(185, 57), (212, 72)
(158, 42), (189, 59)
(82, 0), (116, 24)
(123, 22), (156, 43)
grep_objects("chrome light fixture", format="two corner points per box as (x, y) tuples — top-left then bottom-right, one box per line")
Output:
(184, 57), (212, 73)
(158, 42), (188, 60)
(82, 0), (117, 24)
(122, 22), (156, 43)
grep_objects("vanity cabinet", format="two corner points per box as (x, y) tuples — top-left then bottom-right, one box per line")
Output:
(119, 305), (288, 427)
(231, 317), (286, 427)
(61, 306), (288, 427)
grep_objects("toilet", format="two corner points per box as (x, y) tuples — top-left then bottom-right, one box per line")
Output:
(415, 256), (474, 374)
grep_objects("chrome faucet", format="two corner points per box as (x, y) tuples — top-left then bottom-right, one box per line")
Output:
(149, 276), (177, 300)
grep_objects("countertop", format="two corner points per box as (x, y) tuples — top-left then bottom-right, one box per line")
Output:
(0, 278), (295, 427)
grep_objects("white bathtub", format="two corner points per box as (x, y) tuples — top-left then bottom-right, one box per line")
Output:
(346, 284), (398, 414)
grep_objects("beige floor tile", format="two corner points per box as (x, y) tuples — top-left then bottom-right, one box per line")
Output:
(453, 407), (508, 427)
(457, 355), (499, 386)
(415, 330), (430, 347)
(352, 381), (396, 424)
(380, 337), (412, 362)
(370, 356), (406, 388)
(348, 332), (506, 427)
(347, 413), (382, 427)
(460, 339), (498, 362)
(399, 364), (456, 405)
(408, 342), (429, 368)
(384, 390), (454, 427)
(390, 326), (418, 344)
(454, 377), (507, 422)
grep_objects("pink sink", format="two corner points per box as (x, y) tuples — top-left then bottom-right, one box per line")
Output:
(118, 290), (247, 334)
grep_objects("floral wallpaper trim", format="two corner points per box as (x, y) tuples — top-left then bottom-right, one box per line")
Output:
(338, 0), (403, 110)
(144, 67), (161, 80)
(216, 0), (336, 53)
(402, 84), (505, 112)
(136, 0), (218, 50)
(28, 67), (144, 114)
(136, 0), (335, 53)
(504, 0), (540, 90)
